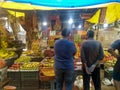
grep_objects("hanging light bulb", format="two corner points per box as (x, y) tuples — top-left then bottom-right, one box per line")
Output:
(43, 22), (47, 26)
(68, 18), (73, 24)
(103, 23), (108, 28)
(78, 25), (82, 29)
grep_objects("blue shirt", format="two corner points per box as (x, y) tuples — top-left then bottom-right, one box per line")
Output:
(54, 39), (76, 70)
(113, 71), (120, 81)
(110, 39), (120, 75)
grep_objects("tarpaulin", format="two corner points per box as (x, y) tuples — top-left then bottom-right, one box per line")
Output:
(9, 0), (119, 8)
(7, 10), (24, 17)
(87, 3), (120, 24)
(0, 2), (56, 10)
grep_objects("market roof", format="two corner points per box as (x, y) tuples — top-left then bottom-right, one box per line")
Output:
(8, 0), (120, 8)
(0, 0), (119, 11)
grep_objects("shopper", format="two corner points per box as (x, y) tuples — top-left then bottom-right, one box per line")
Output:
(80, 30), (104, 90)
(54, 28), (76, 90)
(108, 40), (120, 90)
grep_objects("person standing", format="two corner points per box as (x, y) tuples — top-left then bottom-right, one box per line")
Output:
(108, 40), (120, 90)
(54, 28), (76, 90)
(80, 30), (104, 90)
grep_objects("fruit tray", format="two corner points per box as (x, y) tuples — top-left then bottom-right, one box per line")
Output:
(40, 68), (55, 76)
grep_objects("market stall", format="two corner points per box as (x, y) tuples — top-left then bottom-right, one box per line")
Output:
(1, 0), (120, 90)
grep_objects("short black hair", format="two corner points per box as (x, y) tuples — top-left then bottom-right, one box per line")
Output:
(87, 30), (94, 38)
(61, 29), (70, 37)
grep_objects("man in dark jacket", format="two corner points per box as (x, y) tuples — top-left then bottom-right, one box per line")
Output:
(54, 28), (76, 90)
(80, 30), (104, 90)
(108, 40), (120, 90)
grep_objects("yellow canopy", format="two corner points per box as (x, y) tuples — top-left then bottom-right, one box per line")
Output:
(87, 3), (120, 24)
(87, 9), (101, 24)
(7, 10), (25, 17)
(0, 1), (56, 10)
(105, 3), (117, 23)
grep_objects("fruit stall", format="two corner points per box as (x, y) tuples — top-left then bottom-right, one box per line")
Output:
(0, 22), (118, 90)
(0, 7), (119, 90)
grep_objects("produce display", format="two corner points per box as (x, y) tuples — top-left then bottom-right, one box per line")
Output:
(44, 49), (54, 58)
(9, 63), (21, 70)
(74, 34), (82, 43)
(0, 49), (16, 59)
(40, 58), (54, 68)
(0, 60), (6, 69)
(74, 43), (80, 59)
(48, 35), (61, 48)
(20, 62), (40, 70)
(40, 68), (55, 76)
(40, 58), (55, 77)
(103, 51), (117, 69)
(9, 62), (40, 70)
(15, 56), (31, 63)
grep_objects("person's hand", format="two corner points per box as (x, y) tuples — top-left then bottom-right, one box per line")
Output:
(89, 64), (96, 72)
(85, 66), (91, 75)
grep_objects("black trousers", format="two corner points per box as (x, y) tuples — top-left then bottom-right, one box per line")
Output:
(82, 67), (101, 90)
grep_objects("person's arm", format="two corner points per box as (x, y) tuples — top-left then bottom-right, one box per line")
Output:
(80, 43), (87, 64)
(72, 43), (77, 56)
(108, 40), (119, 58)
(89, 43), (104, 72)
(108, 48), (118, 58)
(95, 43), (104, 65)
(81, 43), (91, 74)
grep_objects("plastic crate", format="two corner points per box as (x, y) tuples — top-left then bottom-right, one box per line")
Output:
(21, 80), (39, 89)
(21, 71), (39, 80)
(39, 81), (51, 89)
(7, 71), (21, 81)
(8, 80), (21, 89)
(21, 87), (38, 90)
(104, 70), (113, 80)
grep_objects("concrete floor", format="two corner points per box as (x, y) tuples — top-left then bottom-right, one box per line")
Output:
(101, 84), (115, 90)
(38, 84), (115, 90)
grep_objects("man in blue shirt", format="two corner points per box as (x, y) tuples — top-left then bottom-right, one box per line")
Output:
(108, 40), (120, 90)
(54, 29), (76, 90)
(81, 30), (104, 90)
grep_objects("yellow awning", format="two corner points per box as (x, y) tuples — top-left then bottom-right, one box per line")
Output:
(0, 1), (56, 10)
(87, 9), (101, 24)
(105, 3), (117, 23)
(7, 10), (25, 17)
(87, 3), (120, 24)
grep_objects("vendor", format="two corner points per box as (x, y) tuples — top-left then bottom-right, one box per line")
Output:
(108, 40), (120, 90)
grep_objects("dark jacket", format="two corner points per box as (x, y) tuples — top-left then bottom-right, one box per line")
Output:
(81, 38), (104, 67)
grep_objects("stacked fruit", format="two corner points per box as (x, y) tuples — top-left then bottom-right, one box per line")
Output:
(0, 60), (6, 69)
(15, 56), (31, 63)
(74, 43), (80, 59)
(40, 58), (54, 68)
(9, 63), (21, 70)
(103, 51), (117, 68)
(74, 34), (82, 43)
(44, 49), (54, 58)
(1, 41), (8, 49)
(20, 62), (40, 70)
(0, 49), (16, 59)
(31, 40), (40, 50)
(22, 50), (34, 55)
